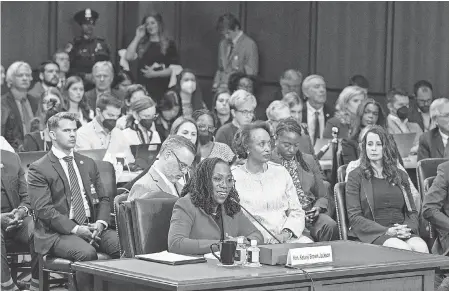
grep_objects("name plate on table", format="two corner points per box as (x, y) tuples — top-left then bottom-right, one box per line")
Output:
(286, 245), (333, 267)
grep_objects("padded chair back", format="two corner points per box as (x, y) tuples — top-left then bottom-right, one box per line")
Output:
(94, 160), (117, 213)
(417, 158), (448, 200)
(337, 165), (348, 183)
(131, 193), (178, 255)
(334, 182), (348, 240)
(114, 193), (135, 258)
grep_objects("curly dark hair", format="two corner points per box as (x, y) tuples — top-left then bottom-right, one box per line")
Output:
(228, 72), (256, 94)
(275, 118), (310, 172)
(359, 125), (406, 187)
(233, 121), (273, 159)
(349, 98), (386, 142)
(181, 158), (241, 217)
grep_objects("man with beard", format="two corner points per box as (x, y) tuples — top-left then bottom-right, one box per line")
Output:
(192, 109), (235, 163)
(28, 61), (60, 101)
(409, 80), (435, 132)
(53, 49), (71, 89)
(66, 9), (111, 91)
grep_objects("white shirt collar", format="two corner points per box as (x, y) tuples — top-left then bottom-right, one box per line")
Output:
(307, 101), (324, 114)
(51, 146), (74, 160)
(233, 31), (243, 45)
(153, 164), (178, 196)
(440, 130), (449, 142)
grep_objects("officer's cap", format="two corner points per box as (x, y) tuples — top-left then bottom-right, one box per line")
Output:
(74, 8), (99, 25)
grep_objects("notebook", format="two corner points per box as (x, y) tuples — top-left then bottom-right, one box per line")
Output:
(392, 133), (416, 158)
(314, 138), (332, 160)
(135, 251), (206, 265)
(130, 144), (161, 169)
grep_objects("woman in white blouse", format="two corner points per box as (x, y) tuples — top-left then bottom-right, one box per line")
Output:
(122, 95), (161, 146)
(62, 76), (94, 126)
(232, 121), (312, 244)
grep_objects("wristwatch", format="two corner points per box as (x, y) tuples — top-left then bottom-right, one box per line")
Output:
(17, 206), (29, 216)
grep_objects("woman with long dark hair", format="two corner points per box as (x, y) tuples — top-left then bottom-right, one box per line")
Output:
(125, 12), (179, 102)
(154, 91), (182, 142)
(271, 118), (338, 241)
(340, 98), (386, 165)
(345, 125), (427, 252)
(212, 88), (232, 133)
(168, 158), (263, 255)
(62, 76), (94, 126)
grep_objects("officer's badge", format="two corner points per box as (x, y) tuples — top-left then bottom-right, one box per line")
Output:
(95, 43), (103, 53)
(65, 43), (73, 53)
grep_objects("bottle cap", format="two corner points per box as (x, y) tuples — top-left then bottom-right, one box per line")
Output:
(251, 240), (257, 246)
(237, 236), (244, 244)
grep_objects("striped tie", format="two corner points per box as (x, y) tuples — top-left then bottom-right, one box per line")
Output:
(63, 156), (86, 225)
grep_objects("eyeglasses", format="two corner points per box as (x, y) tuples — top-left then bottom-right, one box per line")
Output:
(171, 150), (192, 173)
(235, 110), (254, 117)
(197, 124), (216, 133)
(212, 176), (236, 187)
(417, 99), (432, 105)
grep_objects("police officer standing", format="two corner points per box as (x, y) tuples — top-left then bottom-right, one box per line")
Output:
(66, 8), (111, 90)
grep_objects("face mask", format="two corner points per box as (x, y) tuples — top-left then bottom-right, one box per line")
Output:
(102, 117), (117, 131)
(198, 133), (213, 145)
(181, 80), (196, 94)
(139, 119), (154, 130)
(396, 106), (409, 120)
(420, 105), (430, 113)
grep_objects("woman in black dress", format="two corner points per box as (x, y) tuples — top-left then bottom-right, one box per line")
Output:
(345, 125), (428, 252)
(125, 12), (179, 103)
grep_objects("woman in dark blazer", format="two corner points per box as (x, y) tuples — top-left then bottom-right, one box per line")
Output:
(271, 118), (339, 242)
(345, 125), (428, 252)
(168, 158), (263, 255)
(341, 98), (386, 165)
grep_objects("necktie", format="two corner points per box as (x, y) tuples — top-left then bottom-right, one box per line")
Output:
(313, 111), (320, 146)
(62, 156), (87, 225)
(228, 41), (234, 60)
(444, 138), (449, 158)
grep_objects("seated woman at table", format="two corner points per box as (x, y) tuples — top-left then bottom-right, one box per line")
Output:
(345, 125), (428, 252)
(341, 98), (386, 165)
(192, 109), (235, 163)
(344, 126), (421, 212)
(168, 158), (264, 255)
(271, 118), (338, 241)
(232, 121), (313, 244)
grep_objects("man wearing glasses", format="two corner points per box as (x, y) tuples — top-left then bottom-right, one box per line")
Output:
(409, 80), (435, 132)
(216, 89), (257, 149)
(127, 135), (196, 201)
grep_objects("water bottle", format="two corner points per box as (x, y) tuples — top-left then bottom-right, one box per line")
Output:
(246, 240), (261, 267)
(235, 236), (247, 265)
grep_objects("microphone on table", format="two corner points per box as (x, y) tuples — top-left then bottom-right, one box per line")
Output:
(230, 197), (282, 244)
(315, 127), (339, 160)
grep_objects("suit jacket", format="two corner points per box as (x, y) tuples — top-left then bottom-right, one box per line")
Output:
(408, 106), (425, 132)
(423, 161), (449, 255)
(127, 166), (183, 201)
(341, 139), (359, 165)
(28, 151), (111, 254)
(28, 82), (45, 101)
(1, 150), (30, 211)
(85, 88), (124, 111)
(271, 149), (328, 211)
(301, 103), (334, 126)
(323, 116), (350, 139)
(23, 131), (52, 152)
(346, 167), (418, 244)
(168, 194), (264, 255)
(417, 127), (444, 162)
(386, 115), (423, 150)
(213, 33), (259, 88)
(1, 91), (39, 150)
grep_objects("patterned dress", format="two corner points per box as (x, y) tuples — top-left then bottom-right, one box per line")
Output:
(281, 158), (315, 211)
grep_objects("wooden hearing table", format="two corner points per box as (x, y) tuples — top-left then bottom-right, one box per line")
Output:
(72, 240), (449, 291)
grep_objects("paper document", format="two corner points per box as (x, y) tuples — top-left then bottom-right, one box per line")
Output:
(136, 251), (206, 265)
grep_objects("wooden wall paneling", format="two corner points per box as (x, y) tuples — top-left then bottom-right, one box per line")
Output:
(392, 2), (449, 98)
(178, 1), (241, 77)
(56, 2), (118, 64)
(316, 2), (388, 94)
(1, 1), (50, 69)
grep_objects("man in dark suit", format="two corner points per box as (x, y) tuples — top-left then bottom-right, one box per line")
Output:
(409, 80), (434, 132)
(417, 98), (449, 161)
(28, 61), (60, 101)
(301, 75), (334, 145)
(28, 112), (119, 291)
(1, 61), (39, 150)
(1, 150), (39, 291)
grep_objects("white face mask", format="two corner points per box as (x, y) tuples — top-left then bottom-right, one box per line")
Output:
(181, 80), (196, 94)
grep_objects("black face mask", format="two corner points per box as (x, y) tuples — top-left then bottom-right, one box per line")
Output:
(198, 133), (213, 145)
(420, 105), (430, 114)
(396, 106), (409, 120)
(102, 119), (117, 131)
(139, 119), (154, 130)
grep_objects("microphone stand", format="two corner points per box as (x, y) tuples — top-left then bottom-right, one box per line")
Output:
(231, 198), (282, 244)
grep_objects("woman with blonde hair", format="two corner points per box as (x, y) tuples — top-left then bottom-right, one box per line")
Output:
(323, 86), (367, 138)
